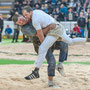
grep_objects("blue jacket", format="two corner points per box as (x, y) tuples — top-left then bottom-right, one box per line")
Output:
(5, 28), (12, 34)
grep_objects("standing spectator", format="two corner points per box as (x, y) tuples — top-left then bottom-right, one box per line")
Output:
(0, 14), (3, 42)
(77, 12), (86, 38)
(8, 9), (15, 21)
(5, 25), (12, 39)
(76, 2), (82, 15)
(86, 9), (90, 40)
(12, 24), (19, 43)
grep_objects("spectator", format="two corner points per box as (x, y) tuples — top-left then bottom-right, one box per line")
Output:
(41, 4), (45, 11)
(8, 9), (15, 21)
(71, 23), (81, 38)
(68, 7), (73, 21)
(0, 14), (3, 42)
(9, 0), (89, 23)
(86, 9), (90, 39)
(60, 4), (68, 21)
(5, 25), (12, 39)
(73, 11), (78, 21)
(76, 2), (82, 15)
(51, 0), (56, 4)
(55, 7), (62, 21)
(48, 4), (53, 14)
(77, 12), (86, 38)
(12, 24), (19, 43)
(61, 0), (67, 6)
(34, 3), (41, 9)
(44, 4), (48, 13)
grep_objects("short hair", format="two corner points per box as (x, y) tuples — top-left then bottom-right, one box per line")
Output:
(22, 6), (33, 13)
(74, 23), (77, 25)
(12, 14), (20, 23)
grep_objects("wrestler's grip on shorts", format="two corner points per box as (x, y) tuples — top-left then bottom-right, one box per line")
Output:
(32, 36), (41, 54)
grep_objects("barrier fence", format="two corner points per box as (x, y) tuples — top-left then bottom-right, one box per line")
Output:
(2, 21), (88, 38)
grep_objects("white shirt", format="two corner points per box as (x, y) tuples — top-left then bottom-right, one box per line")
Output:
(32, 10), (55, 30)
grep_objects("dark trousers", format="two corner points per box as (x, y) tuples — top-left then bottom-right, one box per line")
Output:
(0, 27), (3, 42)
(54, 41), (68, 62)
(88, 28), (90, 38)
(46, 48), (56, 76)
(46, 41), (68, 76)
(12, 29), (19, 42)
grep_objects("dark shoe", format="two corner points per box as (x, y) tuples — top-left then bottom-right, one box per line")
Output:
(12, 41), (14, 43)
(15, 41), (18, 42)
(21, 40), (24, 42)
(25, 70), (40, 80)
(87, 38), (90, 42)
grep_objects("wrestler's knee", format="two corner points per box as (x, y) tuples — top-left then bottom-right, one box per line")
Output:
(49, 62), (56, 70)
(38, 45), (47, 54)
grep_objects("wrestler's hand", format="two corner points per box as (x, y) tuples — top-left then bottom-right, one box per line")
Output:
(42, 24), (56, 35)
(47, 24), (56, 30)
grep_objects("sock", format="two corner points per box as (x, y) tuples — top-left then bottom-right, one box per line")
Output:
(48, 80), (53, 84)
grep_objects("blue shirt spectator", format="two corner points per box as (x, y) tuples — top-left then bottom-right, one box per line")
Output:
(51, 0), (56, 4)
(5, 25), (12, 38)
(60, 4), (68, 20)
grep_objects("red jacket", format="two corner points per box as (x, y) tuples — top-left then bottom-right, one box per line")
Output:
(73, 26), (81, 33)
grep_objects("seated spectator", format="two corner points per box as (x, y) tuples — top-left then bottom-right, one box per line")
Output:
(70, 23), (81, 38)
(76, 2), (82, 15)
(51, 0), (56, 4)
(5, 25), (12, 39)
(60, 4), (68, 21)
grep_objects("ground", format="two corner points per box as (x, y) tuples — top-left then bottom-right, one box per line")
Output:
(0, 41), (90, 90)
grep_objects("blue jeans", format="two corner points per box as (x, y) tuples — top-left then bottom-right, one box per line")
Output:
(46, 48), (56, 76)
(54, 41), (68, 62)
(46, 41), (68, 76)
(80, 29), (84, 38)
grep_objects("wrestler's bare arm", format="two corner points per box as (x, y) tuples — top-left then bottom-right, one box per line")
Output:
(36, 29), (44, 43)
(42, 24), (56, 35)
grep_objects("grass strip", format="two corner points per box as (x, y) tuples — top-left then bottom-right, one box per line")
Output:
(0, 59), (90, 65)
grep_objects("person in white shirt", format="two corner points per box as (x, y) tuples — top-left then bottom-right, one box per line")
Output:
(22, 6), (86, 82)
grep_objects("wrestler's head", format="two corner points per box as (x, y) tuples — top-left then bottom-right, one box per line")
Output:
(22, 6), (33, 20)
(12, 14), (27, 26)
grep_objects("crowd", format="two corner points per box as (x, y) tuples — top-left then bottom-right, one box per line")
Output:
(8, 0), (90, 22)
(0, 0), (90, 42)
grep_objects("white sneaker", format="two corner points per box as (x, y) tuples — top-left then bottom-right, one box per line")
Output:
(56, 62), (66, 77)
